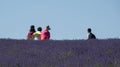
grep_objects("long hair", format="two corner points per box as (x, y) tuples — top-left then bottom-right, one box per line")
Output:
(30, 25), (36, 33)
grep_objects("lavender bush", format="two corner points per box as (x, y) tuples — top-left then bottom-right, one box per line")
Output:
(0, 39), (120, 67)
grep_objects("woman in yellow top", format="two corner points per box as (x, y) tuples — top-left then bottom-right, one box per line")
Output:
(33, 27), (42, 40)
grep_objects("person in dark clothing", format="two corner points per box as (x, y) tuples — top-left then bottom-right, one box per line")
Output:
(87, 28), (96, 39)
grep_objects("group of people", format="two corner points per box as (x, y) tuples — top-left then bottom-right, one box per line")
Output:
(27, 25), (51, 40)
(26, 25), (96, 40)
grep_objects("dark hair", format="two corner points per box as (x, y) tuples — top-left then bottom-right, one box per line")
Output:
(88, 28), (91, 33)
(46, 25), (51, 30)
(31, 25), (35, 28)
(37, 27), (42, 31)
(30, 25), (36, 32)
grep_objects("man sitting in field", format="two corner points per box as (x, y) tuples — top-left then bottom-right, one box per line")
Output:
(87, 28), (96, 39)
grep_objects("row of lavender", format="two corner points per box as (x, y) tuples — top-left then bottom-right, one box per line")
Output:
(0, 39), (120, 67)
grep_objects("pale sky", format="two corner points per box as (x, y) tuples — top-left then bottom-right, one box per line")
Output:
(0, 0), (120, 40)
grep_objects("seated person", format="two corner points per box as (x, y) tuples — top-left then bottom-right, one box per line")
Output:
(87, 28), (96, 39)
(27, 25), (36, 40)
(41, 25), (51, 40)
(33, 27), (42, 40)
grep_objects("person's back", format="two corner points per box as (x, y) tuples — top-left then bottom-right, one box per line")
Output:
(33, 27), (42, 40)
(41, 25), (51, 40)
(27, 32), (34, 40)
(87, 28), (96, 39)
(27, 25), (36, 40)
(88, 33), (96, 39)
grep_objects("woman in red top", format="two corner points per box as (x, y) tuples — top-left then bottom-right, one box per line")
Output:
(27, 25), (36, 40)
(41, 25), (51, 40)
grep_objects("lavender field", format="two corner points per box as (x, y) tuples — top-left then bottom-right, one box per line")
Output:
(0, 39), (120, 67)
